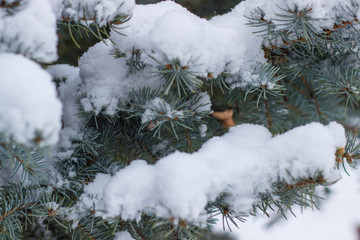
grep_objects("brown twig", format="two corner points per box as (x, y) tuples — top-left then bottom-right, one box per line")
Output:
(0, 142), (32, 171)
(281, 89), (307, 116)
(287, 103), (306, 115)
(184, 129), (192, 153)
(282, 79), (309, 98)
(264, 97), (273, 130)
(77, 224), (96, 240)
(0, 203), (36, 222)
(277, 176), (324, 194)
(300, 75), (324, 118)
(62, 17), (96, 22)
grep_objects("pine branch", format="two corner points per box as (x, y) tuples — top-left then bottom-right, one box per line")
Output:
(119, 126), (157, 164)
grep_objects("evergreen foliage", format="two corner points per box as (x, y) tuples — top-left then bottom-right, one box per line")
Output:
(1, 0), (360, 239)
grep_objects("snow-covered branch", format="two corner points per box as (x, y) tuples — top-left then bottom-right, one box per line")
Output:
(79, 122), (345, 223)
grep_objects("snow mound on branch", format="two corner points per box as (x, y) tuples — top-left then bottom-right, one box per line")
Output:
(109, 0), (360, 81)
(0, 54), (62, 145)
(0, 0), (58, 62)
(110, 1), (264, 78)
(79, 122), (345, 222)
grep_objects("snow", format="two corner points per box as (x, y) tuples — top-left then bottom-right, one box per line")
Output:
(0, 53), (62, 145)
(114, 231), (134, 240)
(191, 92), (212, 113)
(141, 97), (184, 124)
(0, 0), (58, 62)
(199, 124), (207, 137)
(78, 122), (345, 223)
(78, 40), (164, 115)
(61, 0), (135, 26)
(47, 64), (82, 131)
(47, 64), (83, 150)
(79, 173), (112, 212)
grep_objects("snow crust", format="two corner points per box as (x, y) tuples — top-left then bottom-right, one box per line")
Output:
(0, 54), (62, 145)
(0, 0), (58, 62)
(79, 122), (345, 222)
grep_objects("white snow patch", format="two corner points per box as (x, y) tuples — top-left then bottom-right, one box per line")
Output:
(0, 53), (61, 145)
(192, 92), (212, 113)
(0, 0), (58, 62)
(114, 231), (134, 240)
(141, 97), (184, 124)
(199, 124), (207, 137)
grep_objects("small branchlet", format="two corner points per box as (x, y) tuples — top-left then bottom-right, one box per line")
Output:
(129, 88), (210, 139)
(0, 184), (40, 239)
(60, 13), (130, 48)
(207, 203), (246, 232)
(253, 172), (328, 219)
(154, 59), (203, 97)
(0, 135), (49, 184)
(313, 58), (360, 110)
(145, 217), (202, 240)
(207, 72), (231, 95)
(243, 63), (286, 106)
(248, 5), (360, 61)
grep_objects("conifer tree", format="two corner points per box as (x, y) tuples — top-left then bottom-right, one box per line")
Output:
(1, 0), (360, 239)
